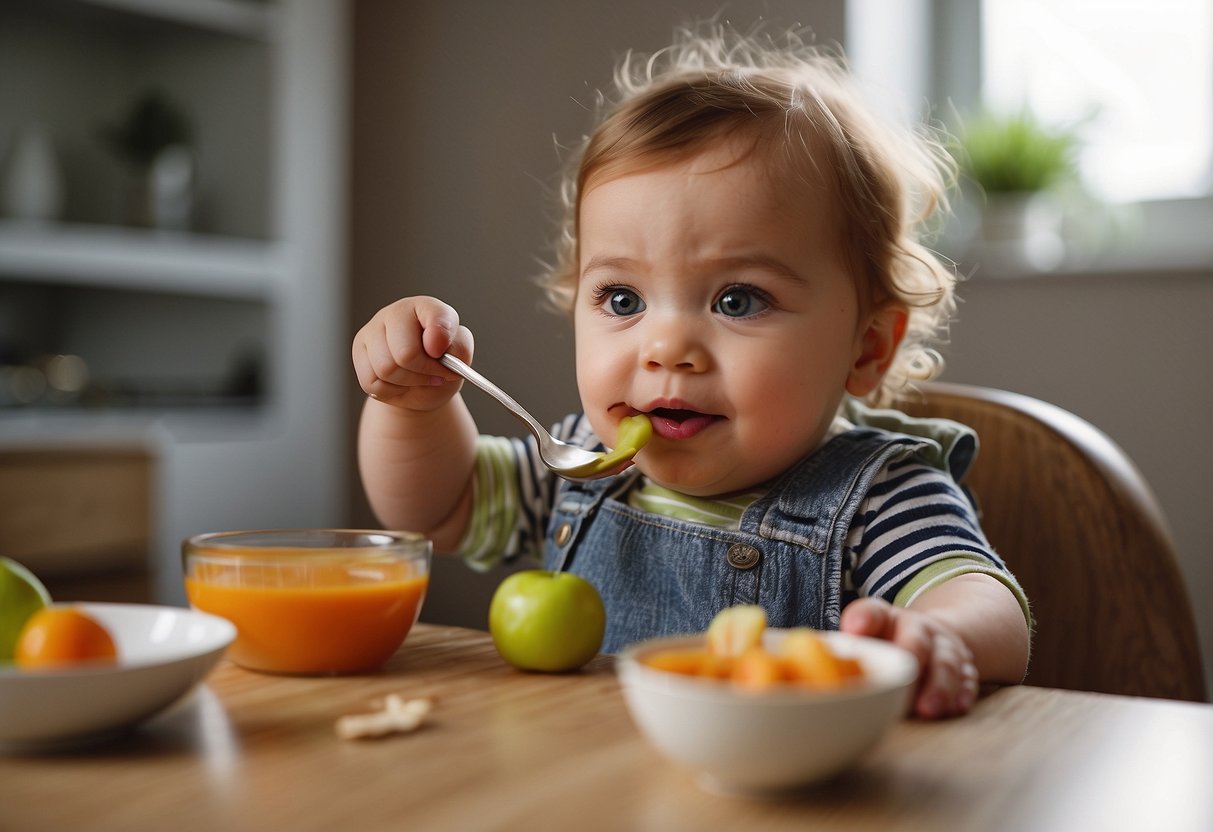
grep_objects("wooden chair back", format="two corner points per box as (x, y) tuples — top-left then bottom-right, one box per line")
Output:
(900, 382), (1206, 702)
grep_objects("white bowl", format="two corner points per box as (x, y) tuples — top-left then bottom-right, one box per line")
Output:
(0, 602), (235, 749)
(617, 630), (918, 795)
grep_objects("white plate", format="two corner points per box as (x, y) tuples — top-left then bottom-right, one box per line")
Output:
(0, 602), (235, 749)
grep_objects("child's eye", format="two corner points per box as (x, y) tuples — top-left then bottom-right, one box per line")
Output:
(714, 286), (770, 318)
(598, 287), (646, 317)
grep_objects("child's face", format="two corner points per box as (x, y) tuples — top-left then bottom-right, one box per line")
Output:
(573, 139), (886, 497)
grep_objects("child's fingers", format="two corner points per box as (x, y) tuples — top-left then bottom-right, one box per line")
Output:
(842, 600), (983, 719)
(368, 320), (419, 383)
(411, 297), (470, 364)
(353, 322), (408, 394)
(377, 300), (445, 372)
(353, 297), (475, 392)
(352, 339), (384, 395)
(405, 298), (476, 386)
(839, 597), (895, 639)
(891, 620), (935, 675)
(353, 309), (468, 405)
(959, 661), (979, 710)
(443, 324), (475, 370)
(842, 600), (933, 678)
(914, 636), (977, 719)
(359, 325), (431, 391)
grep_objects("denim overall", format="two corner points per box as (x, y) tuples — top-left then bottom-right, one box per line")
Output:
(543, 427), (962, 654)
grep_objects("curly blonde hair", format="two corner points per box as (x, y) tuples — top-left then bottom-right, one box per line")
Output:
(538, 24), (957, 406)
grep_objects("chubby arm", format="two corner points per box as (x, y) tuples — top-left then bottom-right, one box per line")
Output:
(353, 296), (478, 552)
(841, 573), (1030, 719)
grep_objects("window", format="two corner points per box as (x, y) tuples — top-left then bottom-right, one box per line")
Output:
(848, 0), (1213, 270)
(981, 0), (1212, 204)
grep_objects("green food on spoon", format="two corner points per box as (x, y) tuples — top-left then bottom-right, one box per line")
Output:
(563, 414), (652, 478)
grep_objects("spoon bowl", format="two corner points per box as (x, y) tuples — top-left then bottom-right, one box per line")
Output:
(440, 354), (648, 481)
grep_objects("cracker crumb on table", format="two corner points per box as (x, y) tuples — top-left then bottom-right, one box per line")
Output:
(336, 694), (434, 740)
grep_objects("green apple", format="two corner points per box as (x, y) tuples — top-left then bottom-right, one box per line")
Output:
(488, 570), (606, 672)
(0, 556), (52, 661)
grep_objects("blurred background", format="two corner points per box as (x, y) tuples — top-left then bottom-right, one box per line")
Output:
(1, 0), (1210, 689)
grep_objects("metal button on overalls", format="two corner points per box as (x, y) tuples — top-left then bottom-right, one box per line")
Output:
(726, 543), (761, 570)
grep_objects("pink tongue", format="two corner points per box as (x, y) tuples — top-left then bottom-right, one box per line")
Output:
(651, 412), (714, 440)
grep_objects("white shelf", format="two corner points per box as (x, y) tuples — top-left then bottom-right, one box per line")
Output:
(0, 1), (349, 605)
(0, 221), (282, 299)
(0, 404), (271, 448)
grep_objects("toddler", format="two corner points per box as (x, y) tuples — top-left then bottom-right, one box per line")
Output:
(353, 25), (1031, 718)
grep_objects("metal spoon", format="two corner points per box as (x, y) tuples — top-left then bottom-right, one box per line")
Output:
(440, 353), (651, 481)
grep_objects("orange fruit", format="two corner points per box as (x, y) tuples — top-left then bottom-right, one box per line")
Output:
(779, 628), (864, 688)
(643, 648), (735, 679)
(733, 646), (784, 691)
(14, 606), (118, 669)
(642, 613), (868, 692)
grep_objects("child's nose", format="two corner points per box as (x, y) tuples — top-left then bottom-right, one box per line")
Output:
(640, 323), (710, 372)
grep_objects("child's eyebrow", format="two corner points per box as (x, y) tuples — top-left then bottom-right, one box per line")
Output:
(581, 253), (806, 284)
(581, 255), (642, 279)
(707, 254), (806, 285)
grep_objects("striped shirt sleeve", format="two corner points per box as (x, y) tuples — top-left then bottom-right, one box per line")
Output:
(844, 457), (1031, 626)
(457, 414), (600, 571)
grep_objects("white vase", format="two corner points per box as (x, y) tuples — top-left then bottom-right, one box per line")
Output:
(151, 144), (196, 231)
(979, 191), (1065, 272)
(0, 124), (65, 222)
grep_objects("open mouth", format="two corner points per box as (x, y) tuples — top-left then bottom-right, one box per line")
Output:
(646, 407), (721, 440)
(651, 408), (700, 422)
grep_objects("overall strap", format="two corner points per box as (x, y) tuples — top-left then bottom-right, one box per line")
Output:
(547, 468), (640, 574)
(736, 429), (930, 628)
(740, 430), (928, 553)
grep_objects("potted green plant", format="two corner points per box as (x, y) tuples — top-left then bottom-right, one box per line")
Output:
(958, 110), (1078, 194)
(954, 110), (1081, 269)
(101, 91), (194, 229)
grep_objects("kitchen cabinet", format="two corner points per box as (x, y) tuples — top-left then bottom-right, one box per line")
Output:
(0, 447), (153, 601)
(0, 0), (348, 603)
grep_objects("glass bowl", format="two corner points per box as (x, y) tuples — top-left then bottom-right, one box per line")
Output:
(183, 529), (431, 675)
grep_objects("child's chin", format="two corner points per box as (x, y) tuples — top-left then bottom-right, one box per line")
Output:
(643, 465), (734, 499)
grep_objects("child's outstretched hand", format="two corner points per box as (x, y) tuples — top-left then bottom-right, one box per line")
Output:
(840, 597), (979, 719)
(352, 296), (473, 411)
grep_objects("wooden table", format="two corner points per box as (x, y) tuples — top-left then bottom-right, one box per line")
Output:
(3, 624), (1211, 831)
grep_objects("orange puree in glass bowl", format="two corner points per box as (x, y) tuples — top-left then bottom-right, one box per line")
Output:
(183, 530), (430, 675)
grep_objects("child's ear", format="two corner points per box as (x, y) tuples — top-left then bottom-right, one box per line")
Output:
(846, 305), (908, 397)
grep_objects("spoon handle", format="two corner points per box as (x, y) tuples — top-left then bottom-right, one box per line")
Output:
(439, 354), (548, 439)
